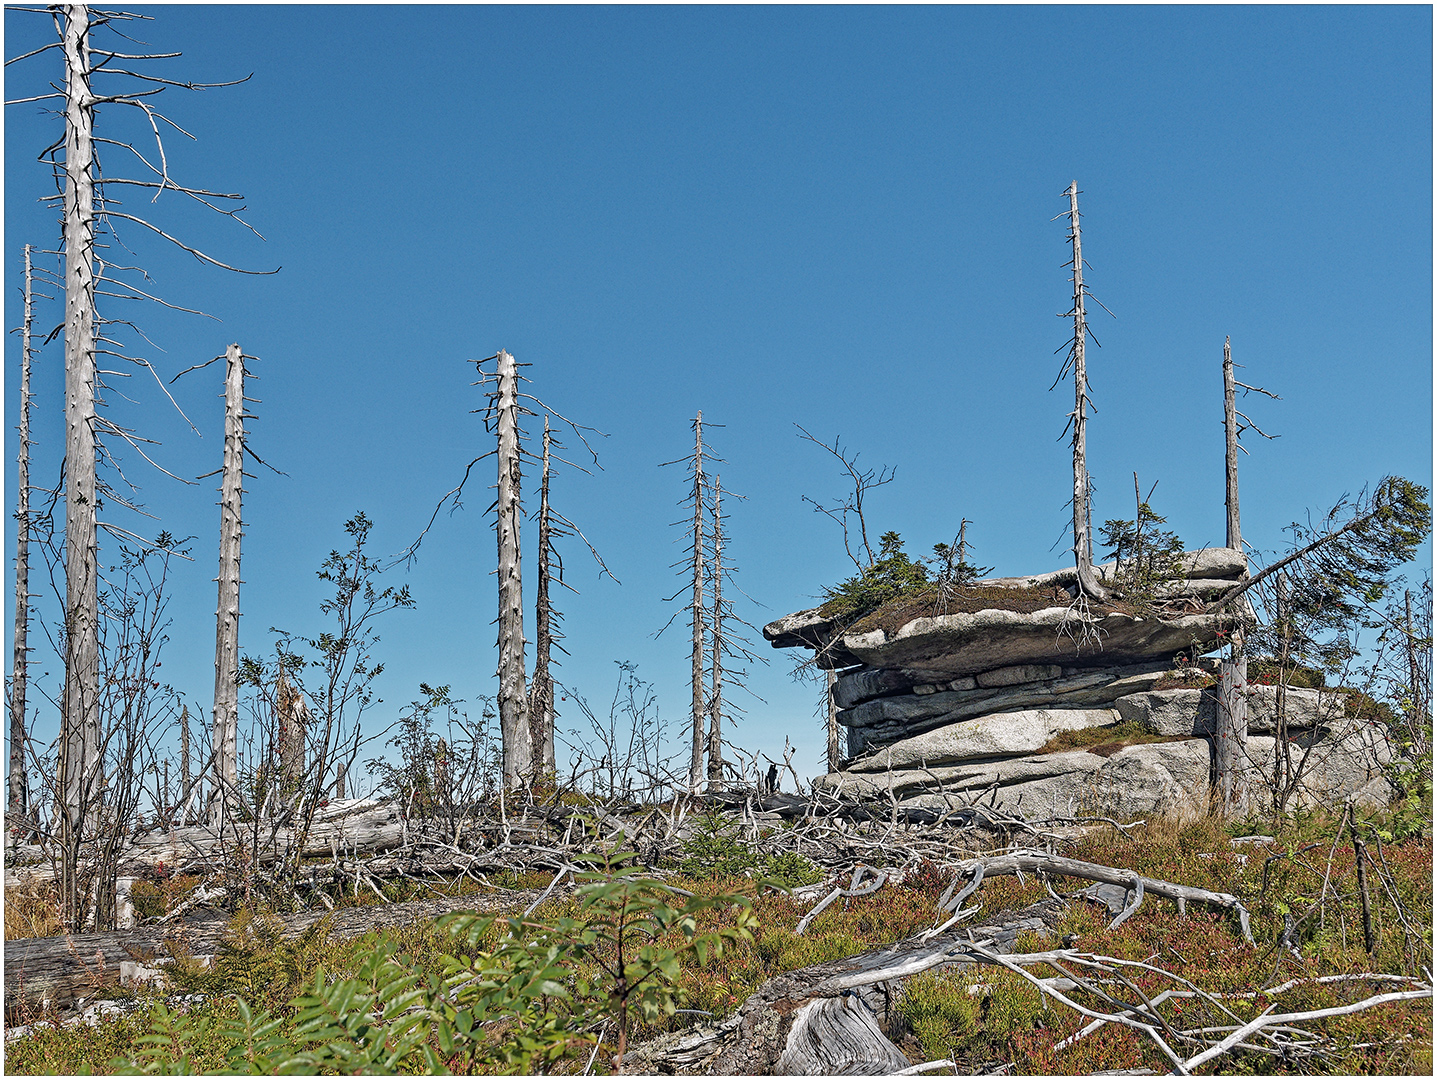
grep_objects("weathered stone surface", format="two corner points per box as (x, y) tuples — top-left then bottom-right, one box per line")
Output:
(832, 666), (962, 709)
(840, 607), (1230, 676)
(1243, 723), (1394, 811)
(839, 662), (1171, 755)
(846, 708), (1119, 772)
(1115, 686), (1346, 737)
(977, 663), (1063, 688)
(980, 547), (1248, 592)
(820, 740), (1212, 823)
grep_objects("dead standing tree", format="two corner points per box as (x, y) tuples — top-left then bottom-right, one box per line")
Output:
(1213, 336), (1279, 816)
(706, 474), (765, 790)
(7, 4), (273, 922)
(9, 243), (50, 826)
(1055, 181), (1113, 605)
(493, 349), (532, 788)
(658, 413), (720, 793)
(403, 351), (606, 790)
(528, 416), (617, 777)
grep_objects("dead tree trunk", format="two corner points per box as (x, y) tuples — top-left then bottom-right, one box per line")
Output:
(825, 667), (841, 773)
(211, 343), (244, 823)
(530, 417), (556, 776)
(58, 5), (101, 922)
(1062, 182), (1111, 604)
(689, 413), (707, 793)
(1215, 336), (1250, 817)
(707, 476), (724, 788)
(10, 245), (37, 823)
(495, 349), (532, 788)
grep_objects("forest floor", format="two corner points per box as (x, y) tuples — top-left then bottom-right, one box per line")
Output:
(3, 803), (1431, 1075)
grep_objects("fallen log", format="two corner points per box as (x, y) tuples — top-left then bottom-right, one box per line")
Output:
(4, 886), (545, 1014)
(623, 898), (1062, 1075)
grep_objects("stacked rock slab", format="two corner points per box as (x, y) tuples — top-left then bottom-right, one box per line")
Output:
(765, 548), (1394, 821)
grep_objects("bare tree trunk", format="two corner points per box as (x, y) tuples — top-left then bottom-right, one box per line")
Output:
(530, 417), (556, 775)
(10, 245), (36, 823)
(689, 413), (707, 793)
(495, 349), (532, 788)
(277, 667), (308, 790)
(1063, 182), (1111, 603)
(177, 704), (191, 822)
(211, 343), (244, 823)
(825, 667), (840, 773)
(707, 477), (724, 788)
(58, 5), (101, 923)
(1273, 571), (1292, 814)
(1215, 336), (1249, 817)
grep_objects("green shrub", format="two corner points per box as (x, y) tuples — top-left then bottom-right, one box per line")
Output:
(678, 810), (761, 879)
(820, 532), (930, 621)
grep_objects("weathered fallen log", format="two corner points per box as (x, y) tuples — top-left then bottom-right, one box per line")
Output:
(940, 850), (1255, 944)
(4, 886), (544, 1013)
(623, 899), (1062, 1075)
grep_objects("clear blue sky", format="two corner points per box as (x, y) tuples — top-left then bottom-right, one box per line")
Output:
(6, 4), (1432, 784)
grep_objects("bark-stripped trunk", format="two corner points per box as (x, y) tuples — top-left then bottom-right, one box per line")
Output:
(1064, 182), (1111, 603)
(58, 7), (100, 922)
(177, 705), (190, 822)
(529, 417), (556, 775)
(1215, 336), (1249, 816)
(211, 343), (244, 823)
(825, 667), (840, 773)
(495, 349), (532, 788)
(689, 413), (706, 793)
(277, 667), (308, 789)
(707, 477), (724, 788)
(10, 245), (36, 823)
(1272, 571), (1292, 813)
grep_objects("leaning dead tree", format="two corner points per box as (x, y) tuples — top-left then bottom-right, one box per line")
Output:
(1056, 181), (1112, 603)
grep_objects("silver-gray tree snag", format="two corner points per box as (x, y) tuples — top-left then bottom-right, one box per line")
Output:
(9, 244), (40, 823)
(58, 5), (102, 878)
(1059, 181), (1111, 603)
(1214, 335), (1249, 816)
(494, 348), (533, 788)
(529, 416), (558, 776)
(688, 413), (707, 792)
(211, 342), (245, 821)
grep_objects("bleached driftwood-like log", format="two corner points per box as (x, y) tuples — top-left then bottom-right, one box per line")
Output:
(4, 800), (406, 889)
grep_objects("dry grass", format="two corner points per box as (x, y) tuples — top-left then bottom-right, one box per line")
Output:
(4, 882), (65, 941)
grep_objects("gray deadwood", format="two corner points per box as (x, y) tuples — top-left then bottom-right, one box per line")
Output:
(1215, 336), (1250, 816)
(530, 416), (557, 774)
(707, 476), (724, 787)
(689, 412), (707, 793)
(495, 349), (532, 787)
(10, 245), (37, 822)
(1062, 182), (1111, 603)
(826, 667), (841, 773)
(211, 343), (244, 822)
(58, 6), (101, 884)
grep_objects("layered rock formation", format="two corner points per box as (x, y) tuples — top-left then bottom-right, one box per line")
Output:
(766, 548), (1394, 820)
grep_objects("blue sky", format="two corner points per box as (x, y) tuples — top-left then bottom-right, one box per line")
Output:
(5, 4), (1432, 784)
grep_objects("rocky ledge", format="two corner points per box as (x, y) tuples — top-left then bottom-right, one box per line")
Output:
(769, 548), (1393, 819)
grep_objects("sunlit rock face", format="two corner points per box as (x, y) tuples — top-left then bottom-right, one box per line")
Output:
(770, 548), (1393, 819)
